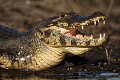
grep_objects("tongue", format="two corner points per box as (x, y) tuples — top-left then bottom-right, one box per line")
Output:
(68, 28), (77, 36)
(64, 28), (77, 37)
(58, 28), (77, 37)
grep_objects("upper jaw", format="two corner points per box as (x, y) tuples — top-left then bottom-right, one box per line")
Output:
(43, 11), (106, 47)
(57, 12), (106, 47)
(58, 11), (105, 40)
(69, 12), (105, 30)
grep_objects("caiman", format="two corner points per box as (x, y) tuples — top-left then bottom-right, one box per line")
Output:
(0, 11), (106, 71)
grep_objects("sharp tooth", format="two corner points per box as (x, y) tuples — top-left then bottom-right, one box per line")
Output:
(103, 21), (105, 24)
(94, 21), (96, 25)
(103, 33), (105, 38)
(81, 26), (84, 30)
(100, 33), (102, 38)
(90, 35), (93, 39)
(98, 19), (99, 22)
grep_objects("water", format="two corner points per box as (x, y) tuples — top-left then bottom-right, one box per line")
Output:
(0, 70), (120, 80)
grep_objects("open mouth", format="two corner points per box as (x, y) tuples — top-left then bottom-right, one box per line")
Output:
(58, 16), (105, 41)
(46, 12), (106, 47)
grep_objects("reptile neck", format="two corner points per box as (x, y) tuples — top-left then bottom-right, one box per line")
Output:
(18, 28), (66, 70)
(0, 28), (66, 70)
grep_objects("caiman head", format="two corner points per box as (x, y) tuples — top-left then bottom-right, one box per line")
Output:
(35, 11), (106, 55)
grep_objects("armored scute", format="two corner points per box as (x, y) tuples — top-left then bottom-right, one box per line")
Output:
(0, 11), (105, 70)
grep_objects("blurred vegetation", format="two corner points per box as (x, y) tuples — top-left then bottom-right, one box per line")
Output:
(0, 0), (118, 30)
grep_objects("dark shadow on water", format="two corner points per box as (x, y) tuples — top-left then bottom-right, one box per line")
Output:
(0, 66), (120, 80)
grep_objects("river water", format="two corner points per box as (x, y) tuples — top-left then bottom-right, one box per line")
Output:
(0, 70), (120, 80)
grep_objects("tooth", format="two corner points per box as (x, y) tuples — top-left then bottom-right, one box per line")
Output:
(94, 21), (96, 25)
(103, 21), (105, 24)
(100, 33), (102, 38)
(90, 35), (93, 39)
(103, 33), (105, 37)
(81, 26), (84, 30)
(98, 19), (99, 22)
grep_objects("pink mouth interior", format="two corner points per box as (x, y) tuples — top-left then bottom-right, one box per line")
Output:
(58, 27), (93, 40)
(58, 28), (77, 38)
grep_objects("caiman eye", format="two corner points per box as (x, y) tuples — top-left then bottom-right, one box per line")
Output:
(61, 12), (66, 17)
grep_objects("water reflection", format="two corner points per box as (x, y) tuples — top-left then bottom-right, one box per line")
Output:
(0, 70), (120, 80)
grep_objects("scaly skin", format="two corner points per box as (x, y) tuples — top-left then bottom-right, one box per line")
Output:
(0, 11), (105, 71)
